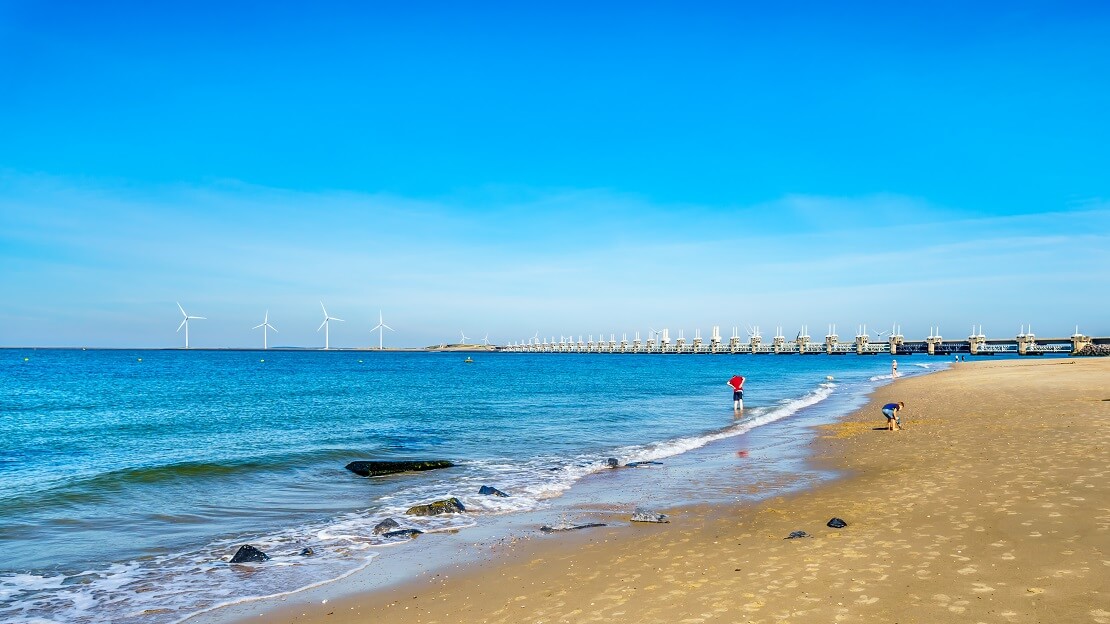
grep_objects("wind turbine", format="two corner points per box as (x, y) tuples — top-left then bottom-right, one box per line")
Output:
(252, 310), (278, 349)
(371, 310), (394, 350)
(176, 302), (206, 349)
(482, 333), (493, 346)
(459, 330), (469, 345)
(317, 302), (344, 350)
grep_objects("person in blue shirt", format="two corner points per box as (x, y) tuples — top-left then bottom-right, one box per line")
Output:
(882, 401), (905, 431)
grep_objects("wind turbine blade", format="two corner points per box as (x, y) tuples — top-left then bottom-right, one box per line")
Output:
(177, 302), (187, 317)
(268, 324), (278, 333)
(318, 319), (328, 332)
(320, 302), (328, 316)
(333, 317), (345, 322)
(383, 324), (394, 331)
(371, 323), (383, 331)
(193, 316), (207, 320)
(177, 318), (187, 332)
(253, 323), (265, 329)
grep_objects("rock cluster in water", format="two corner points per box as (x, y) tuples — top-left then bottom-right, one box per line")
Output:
(631, 507), (669, 523)
(540, 522), (607, 533)
(382, 528), (423, 539)
(1076, 344), (1110, 356)
(478, 485), (509, 497)
(827, 517), (848, 528)
(229, 544), (269, 563)
(345, 460), (455, 477)
(406, 497), (466, 516)
(373, 518), (401, 534)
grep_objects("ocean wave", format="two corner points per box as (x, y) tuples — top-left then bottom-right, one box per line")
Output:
(611, 382), (837, 464)
(0, 448), (368, 510)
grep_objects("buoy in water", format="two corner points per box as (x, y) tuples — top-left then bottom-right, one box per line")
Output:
(23, 357), (29, 362)
(137, 358), (142, 362)
(826, 375), (834, 381)
(464, 357), (474, 363)
(260, 359), (265, 363)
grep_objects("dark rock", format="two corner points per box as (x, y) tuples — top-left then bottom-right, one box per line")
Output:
(382, 529), (423, 539)
(785, 531), (810, 539)
(406, 497), (466, 516)
(298, 547), (315, 556)
(827, 517), (848, 529)
(606, 458), (620, 468)
(625, 461), (663, 468)
(345, 460), (454, 477)
(229, 544), (269, 563)
(631, 507), (669, 523)
(540, 523), (607, 533)
(479, 485), (509, 497)
(373, 518), (401, 534)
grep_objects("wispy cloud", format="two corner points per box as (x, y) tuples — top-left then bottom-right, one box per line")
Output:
(1, 172), (1106, 347)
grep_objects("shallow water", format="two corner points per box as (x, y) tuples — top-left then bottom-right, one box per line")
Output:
(1, 349), (944, 623)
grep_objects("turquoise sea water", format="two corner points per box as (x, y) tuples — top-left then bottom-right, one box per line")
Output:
(1, 349), (942, 623)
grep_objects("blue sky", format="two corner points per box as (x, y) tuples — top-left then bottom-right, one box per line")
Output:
(1, 1), (1107, 347)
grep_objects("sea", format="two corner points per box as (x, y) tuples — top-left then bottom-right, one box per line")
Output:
(0, 349), (946, 623)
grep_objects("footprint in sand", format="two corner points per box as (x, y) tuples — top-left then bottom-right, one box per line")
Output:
(1026, 587), (1045, 595)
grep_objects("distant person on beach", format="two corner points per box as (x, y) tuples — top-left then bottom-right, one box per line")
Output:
(882, 401), (904, 431)
(891, 360), (898, 378)
(727, 375), (745, 412)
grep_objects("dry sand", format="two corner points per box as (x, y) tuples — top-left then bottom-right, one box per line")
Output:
(240, 358), (1109, 623)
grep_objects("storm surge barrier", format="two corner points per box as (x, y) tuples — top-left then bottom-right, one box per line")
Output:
(499, 325), (1108, 357)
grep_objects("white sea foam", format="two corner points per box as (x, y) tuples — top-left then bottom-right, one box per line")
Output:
(612, 382), (837, 464)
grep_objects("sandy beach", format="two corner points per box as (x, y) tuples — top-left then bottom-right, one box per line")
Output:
(239, 357), (1109, 624)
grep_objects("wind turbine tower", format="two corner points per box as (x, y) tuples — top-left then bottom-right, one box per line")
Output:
(176, 302), (206, 349)
(252, 310), (278, 349)
(371, 310), (394, 350)
(317, 302), (345, 350)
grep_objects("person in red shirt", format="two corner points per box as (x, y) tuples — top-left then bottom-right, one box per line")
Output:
(727, 375), (745, 412)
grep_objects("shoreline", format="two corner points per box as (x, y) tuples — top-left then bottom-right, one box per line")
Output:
(199, 367), (879, 624)
(227, 357), (1109, 623)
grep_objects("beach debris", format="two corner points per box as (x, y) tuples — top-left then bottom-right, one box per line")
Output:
(298, 547), (315, 556)
(382, 529), (424, 539)
(827, 517), (848, 529)
(478, 485), (509, 497)
(631, 507), (669, 523)
(785, 531), (810, 539)
(606, 457), (620, 468)
(345, 460), (455, 477)
(229, 544), (270, 563)
(406, 497), (466, 516)
(373, 518), (401, 534)
(625, 461), (663, 468)
(540, 523), (607, 533)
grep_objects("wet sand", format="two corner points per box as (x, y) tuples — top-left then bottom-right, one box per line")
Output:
(236, 357), (1109, 623)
